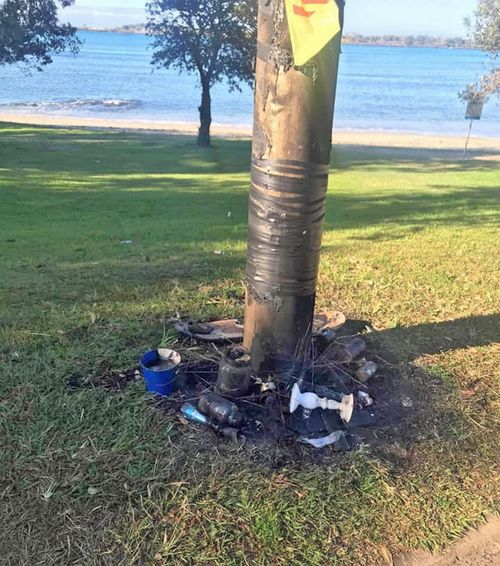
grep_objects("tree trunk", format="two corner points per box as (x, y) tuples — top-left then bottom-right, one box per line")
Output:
(243, 0), (343, 375)
(197, 82), (212, 146)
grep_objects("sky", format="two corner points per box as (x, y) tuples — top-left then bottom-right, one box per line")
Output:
(62, 0), (478, 37)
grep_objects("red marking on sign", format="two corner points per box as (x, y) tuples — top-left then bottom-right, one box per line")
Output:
(293, 5), (314, 16)
(293, 0), (329, 17)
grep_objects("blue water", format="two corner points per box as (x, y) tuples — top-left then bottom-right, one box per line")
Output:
(0, 30), (498, 137)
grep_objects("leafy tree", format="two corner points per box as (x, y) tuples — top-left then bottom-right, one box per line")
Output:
(147, 0), (257, 146)
(466, 0), (500, 55)
(0, 0), (79, 69)
(461, 0), (499, 103)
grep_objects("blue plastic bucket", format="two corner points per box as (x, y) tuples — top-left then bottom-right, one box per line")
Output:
(140, 349), (181, 396)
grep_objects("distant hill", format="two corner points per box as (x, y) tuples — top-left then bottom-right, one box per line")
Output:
(79, 24), (147, 35)
(78, 25), (475, 49)
(343, 33), (475, 49)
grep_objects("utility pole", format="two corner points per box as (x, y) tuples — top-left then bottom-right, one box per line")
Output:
(243, 0), (344, 375)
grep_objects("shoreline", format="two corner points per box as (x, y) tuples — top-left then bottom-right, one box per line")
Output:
(77, 29), (477, 51)
(1, 113), (499, 155)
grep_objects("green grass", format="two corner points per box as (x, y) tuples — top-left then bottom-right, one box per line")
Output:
(0, 123), (499, 564)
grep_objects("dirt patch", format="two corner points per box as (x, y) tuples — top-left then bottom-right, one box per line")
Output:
(63, 319), (443, 467)
(75, 326), (426, 461)
(395, 516), (500, 566)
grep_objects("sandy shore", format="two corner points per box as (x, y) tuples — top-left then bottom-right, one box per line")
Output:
(1, 112), (499, 155)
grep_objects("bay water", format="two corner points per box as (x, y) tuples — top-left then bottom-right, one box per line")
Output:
(0, 30), (498, 137)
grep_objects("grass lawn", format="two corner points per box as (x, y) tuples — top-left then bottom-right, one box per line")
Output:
(0, 123), (498, 564)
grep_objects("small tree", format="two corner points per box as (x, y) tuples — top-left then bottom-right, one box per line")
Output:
(147, 0), (257, 146)
(0, 0), (79, 69)
(461, 0), (500, 103)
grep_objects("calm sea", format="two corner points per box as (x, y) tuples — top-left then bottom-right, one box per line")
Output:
(0, 30), (498, 137)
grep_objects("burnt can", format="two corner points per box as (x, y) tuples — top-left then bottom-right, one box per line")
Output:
(198, 392), (244, 427)
(215, 346), (252, 397)
(356, 361), (377, 382)
(338, 337), (367, 363)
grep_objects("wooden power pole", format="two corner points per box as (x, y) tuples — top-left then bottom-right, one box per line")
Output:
(243, 0), (344, 374)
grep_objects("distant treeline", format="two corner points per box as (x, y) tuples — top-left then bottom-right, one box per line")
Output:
(80, 25), (475, 50)
(79, 24), (147, 34)
(343, 33), (475, 49)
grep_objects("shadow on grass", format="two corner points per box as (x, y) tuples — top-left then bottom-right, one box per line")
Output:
(3, 174), (498, 242)
(323, 184), (499, 234)
(372, 313), (500, 363)
(2, 123), (499, 176)
(332, 143), (500, 173)
(2, 124), (498, 277)
(0, 125), (252, 175)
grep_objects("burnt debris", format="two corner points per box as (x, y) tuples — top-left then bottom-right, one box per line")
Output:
(148, 315), (386, 451)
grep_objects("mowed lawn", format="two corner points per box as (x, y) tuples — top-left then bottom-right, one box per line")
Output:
(0, 123), (498, 564)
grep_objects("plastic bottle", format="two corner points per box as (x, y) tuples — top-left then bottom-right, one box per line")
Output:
(338, 337), (367, 363)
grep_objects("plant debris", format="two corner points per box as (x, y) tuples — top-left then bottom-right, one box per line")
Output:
(67, 366), (141, 392)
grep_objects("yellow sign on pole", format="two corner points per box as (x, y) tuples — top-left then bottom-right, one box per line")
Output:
(284, 0), (341, 66)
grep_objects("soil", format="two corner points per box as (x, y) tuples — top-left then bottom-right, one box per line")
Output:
(395, 516), (500, 566)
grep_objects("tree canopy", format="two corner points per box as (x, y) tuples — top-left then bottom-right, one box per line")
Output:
(0, 0), (79, 69)
(467, 0), (500, 55)
(146, 0), (257, 145)
(461, 0), (499, 102)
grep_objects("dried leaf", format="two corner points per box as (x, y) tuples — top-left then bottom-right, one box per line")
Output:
(379, 545), (393, 565)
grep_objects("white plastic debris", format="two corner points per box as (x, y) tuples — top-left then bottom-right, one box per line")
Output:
(401, 396), (414, 408)
(299, 430), (346, 448)
(289, 383), (354, 423)
(120, 240), (133, 244)
(213, 250), (225, 255)
(260, 381), (277, 393)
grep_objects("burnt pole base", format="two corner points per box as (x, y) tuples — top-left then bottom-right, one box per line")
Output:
(244, 290), (316, 375)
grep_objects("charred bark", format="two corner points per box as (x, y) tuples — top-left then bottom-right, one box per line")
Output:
(243, 0), (344, 374)
(197, 81), (212, 146)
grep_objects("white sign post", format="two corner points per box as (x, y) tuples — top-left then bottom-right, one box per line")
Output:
(463, 98), (484, 159)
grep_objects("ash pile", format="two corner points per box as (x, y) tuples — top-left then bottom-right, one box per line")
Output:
(161, 314), (381, 451)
